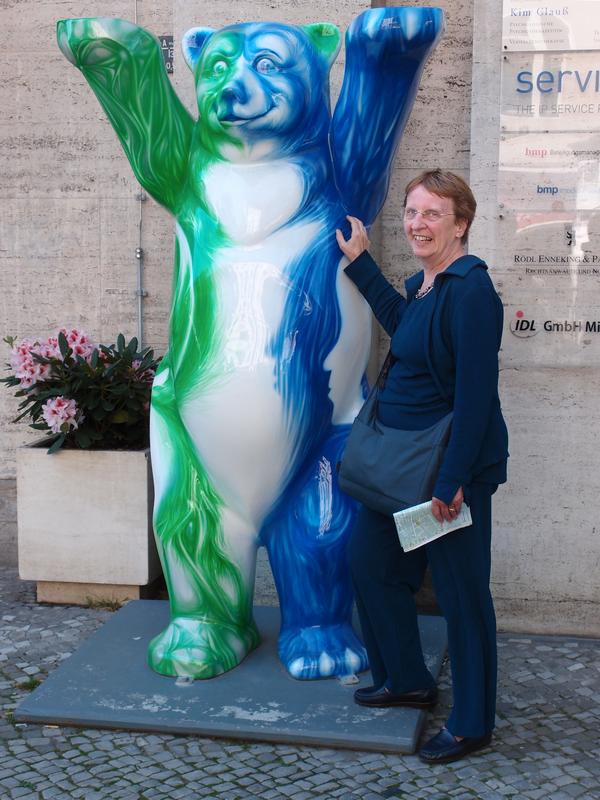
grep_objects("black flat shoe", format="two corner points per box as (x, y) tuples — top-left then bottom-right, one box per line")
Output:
(419, 727), (492, 763)
(354, 685), (438, 709)
(353, 684), (383, 702)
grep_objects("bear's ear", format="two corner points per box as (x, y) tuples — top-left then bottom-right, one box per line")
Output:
(182, 27), (214, 72)
(302, 23), (341, 66)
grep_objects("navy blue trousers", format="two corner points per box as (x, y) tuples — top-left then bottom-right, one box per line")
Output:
(348, 483), (497, 738)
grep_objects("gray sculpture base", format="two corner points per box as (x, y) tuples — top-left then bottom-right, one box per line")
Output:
(14, 601), (447, 754)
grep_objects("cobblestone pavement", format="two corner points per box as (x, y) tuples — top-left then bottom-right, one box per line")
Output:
(1, 567), (599, 800)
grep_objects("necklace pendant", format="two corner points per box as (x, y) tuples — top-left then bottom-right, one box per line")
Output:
(415, 283), (434, 300)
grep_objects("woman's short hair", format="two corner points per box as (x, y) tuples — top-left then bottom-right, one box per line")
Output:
(404, 169), (476, 244)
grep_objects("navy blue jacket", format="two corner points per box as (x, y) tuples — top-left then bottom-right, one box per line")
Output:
(345, 251), (509, 505)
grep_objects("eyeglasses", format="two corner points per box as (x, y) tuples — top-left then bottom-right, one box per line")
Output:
(404, 208), (455, 222)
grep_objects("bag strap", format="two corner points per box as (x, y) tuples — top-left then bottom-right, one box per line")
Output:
(368, 350), (394, 422)
(376, 350), (395, 389)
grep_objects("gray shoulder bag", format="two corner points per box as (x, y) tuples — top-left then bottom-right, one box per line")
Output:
(337, 351), (453, 516)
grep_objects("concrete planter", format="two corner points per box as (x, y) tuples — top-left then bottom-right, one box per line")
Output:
(17, 446), (160, 605)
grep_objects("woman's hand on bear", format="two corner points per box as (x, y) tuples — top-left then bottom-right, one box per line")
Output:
(336, 215), (370, 262)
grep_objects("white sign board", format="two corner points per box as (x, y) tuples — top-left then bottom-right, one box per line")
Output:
(501, 51), (600, 132)
(499, 131), (600, 212)
(503, 1), (600, 51)
(502, 299), (600, 367)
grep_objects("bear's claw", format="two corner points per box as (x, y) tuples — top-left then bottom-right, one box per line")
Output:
(279, 622), (368, 680)
(148, 615), (260, 679)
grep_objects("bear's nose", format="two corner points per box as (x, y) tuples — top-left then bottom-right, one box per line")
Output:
(222, 79), (248, 104)
(221, 59), (251, 105)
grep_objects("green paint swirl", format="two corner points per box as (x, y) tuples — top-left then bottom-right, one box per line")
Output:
(57, 18), (259, 677)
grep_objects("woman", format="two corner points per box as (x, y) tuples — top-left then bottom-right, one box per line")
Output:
(336, 170), (508, 764)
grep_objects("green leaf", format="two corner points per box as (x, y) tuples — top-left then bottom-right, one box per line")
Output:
(117, 334), (125, 353)
(87, 393), (101, 409)
(75, 428), (91, 448)
(47, 434), (66, 454)
(103, 363), (120, 379)
(31, 353), (52, 365)
(14, 408), (35, 423)
(111, 409), (131, 424)
(58, 332), (70, 359)
(138, 352), (155, 371)
(37, 388), (64, 400)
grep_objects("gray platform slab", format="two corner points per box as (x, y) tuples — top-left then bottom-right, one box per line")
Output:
(14, 601), (447, 754)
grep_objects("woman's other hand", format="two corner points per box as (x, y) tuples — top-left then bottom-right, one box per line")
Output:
(431, 486), (464, 524)
(336, 215), (370, 262)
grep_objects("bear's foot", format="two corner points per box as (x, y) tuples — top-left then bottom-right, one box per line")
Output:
(279, 622), (368, 680)
(148, 615), (260, 679)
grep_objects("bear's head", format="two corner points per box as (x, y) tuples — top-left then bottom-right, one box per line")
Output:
(183, 21), (340, 161)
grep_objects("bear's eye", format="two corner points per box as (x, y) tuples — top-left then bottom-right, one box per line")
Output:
(255, 56), (277, 75)
(211, 59), (228, 76)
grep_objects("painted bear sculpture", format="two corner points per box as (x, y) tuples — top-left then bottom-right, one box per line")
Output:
(57, 8), (443, 680)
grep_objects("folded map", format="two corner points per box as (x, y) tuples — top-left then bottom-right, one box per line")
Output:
(393, 501), (472, 552)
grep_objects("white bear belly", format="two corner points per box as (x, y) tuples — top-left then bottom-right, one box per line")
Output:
(178, 162), (372, 527)
(179, 221), (317, 527)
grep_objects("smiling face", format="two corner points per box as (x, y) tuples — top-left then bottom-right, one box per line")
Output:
(403, 184), (468, 271)
(194, 24), (327, 158)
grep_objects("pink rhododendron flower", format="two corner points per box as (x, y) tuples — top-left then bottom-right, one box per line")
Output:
(4, 329), (157, 452)
(41, 337), (61, 360)
(9, 330), (97, 388)
(41, 396), (82, 434)
(9, 339), (51, 388)
(59, 329), (96, 361)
